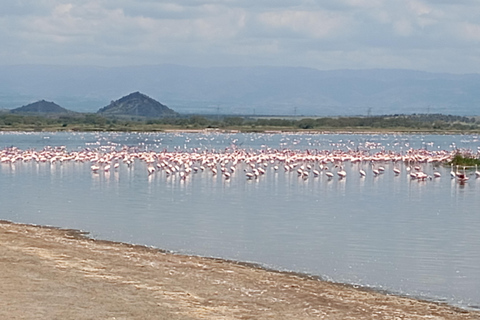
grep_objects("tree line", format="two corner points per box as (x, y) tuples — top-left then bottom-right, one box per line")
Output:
(0, 112), (478, 132)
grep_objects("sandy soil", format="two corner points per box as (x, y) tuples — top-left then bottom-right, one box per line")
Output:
(0, 221), (478, 320)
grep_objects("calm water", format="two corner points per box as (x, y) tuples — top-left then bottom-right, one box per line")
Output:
(1, 131), (480, 309)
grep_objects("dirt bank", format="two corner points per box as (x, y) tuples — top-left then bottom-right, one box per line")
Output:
(0, 221), (478, 320)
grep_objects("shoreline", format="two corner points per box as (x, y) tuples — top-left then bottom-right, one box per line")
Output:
(1, 220), (478, 319)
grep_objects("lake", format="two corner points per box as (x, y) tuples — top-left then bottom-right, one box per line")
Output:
(1, 131), (479, 310)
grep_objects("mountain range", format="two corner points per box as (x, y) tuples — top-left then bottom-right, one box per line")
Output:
(1, 64), (479, 116)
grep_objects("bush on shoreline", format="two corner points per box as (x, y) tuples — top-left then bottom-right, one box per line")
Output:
(449, 153), (480, 166)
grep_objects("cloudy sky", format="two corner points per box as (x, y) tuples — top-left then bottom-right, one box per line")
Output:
(2, 0), (480, 73)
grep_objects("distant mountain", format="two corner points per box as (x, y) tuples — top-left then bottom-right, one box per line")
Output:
(10, 100), (72, 114)
(1, 65), (480, 116)
(98, 92), (177, 118)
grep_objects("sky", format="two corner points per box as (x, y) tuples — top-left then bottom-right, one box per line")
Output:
(2, 0), (480, 73)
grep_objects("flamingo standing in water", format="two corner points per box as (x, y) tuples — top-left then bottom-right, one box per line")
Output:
(245, 171), (255, 179)
(359, 169), (366, 177)
(325, 169), (334, 179)
(393, 167), (401, 175)
(147, 166), (155, 175)
(450, 164), (456, 179)
(337, 166), (347, 179)
(456, 166), (469, 182)
(416, 171), (428, 181)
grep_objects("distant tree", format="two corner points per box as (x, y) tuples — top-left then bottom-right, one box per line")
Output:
(224, 117), (244, 126)
(189, 116), (209, 127)
(297, 118), (316, 129)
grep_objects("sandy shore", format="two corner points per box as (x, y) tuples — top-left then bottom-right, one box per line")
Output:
(0, 221), (478, 320)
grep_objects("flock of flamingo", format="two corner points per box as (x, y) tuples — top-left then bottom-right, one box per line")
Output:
(1, 145), (480, 183)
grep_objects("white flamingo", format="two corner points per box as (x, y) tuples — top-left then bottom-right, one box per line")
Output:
(372, 163), (380, 176)
(147, 166), (155, 175)
(337, 166), (347, 179)
(325, 170), (334, 179)
(450, 164), (456, 178)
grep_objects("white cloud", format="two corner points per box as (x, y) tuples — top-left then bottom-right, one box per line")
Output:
(1, 0), (480, 73)
(460, 23), (480, 42)
(258, 10), (348, 39)
(343, 0), (384, 9)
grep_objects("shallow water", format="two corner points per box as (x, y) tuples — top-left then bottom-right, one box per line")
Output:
(1, 131), (480, 309)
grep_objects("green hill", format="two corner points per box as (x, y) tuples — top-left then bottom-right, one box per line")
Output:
(97, 92), (177, 118)
(11, 100), (72, 114)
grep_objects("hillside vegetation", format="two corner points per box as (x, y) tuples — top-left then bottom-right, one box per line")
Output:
(0, 112), (478, 133)
(97, 92), (177, 118)
(10, 100), (72, 114)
